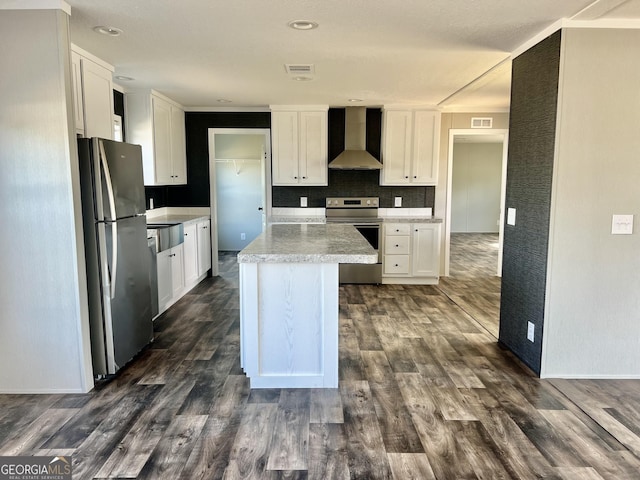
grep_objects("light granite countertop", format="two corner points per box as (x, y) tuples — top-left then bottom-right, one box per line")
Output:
(237, 224), (378, 264)
(268, 215), (327, 224)
(146, 214), (210, 226)
(381, 216), (443, 223)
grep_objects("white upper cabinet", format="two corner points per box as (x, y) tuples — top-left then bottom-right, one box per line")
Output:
(381, 109), (440, 186)
(71, 45), (115, 140)
(126, 91), (187, 185)
(271, 106), (328, 186)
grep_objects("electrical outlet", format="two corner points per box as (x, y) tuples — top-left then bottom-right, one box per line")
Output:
(300, 197), (307, 207)
(507, 208), (516, 226)
(240, 233), (246, 240)
(394, 197), (402, 207)
(527, 322), (535, 342)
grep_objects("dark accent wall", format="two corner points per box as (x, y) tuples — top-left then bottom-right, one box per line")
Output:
(145, 111), (270, 208)
(147, 108), (434, 210)
(113, 90), (125, 140)
(272, 108), (435, 208)
(499, 30), (562, 375)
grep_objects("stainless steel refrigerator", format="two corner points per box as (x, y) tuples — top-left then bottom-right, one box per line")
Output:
(78, 137), (153, 376)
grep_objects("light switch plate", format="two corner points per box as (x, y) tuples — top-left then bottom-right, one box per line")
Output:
(300, 197), (307, 208)
(527, 322), (535, 342)
(611, 214), (633, 235)
(394, 197), (402, 207)
(507, 208), (516, 226)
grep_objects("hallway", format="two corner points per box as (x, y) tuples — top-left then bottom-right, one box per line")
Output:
(0, 252), (639, 478)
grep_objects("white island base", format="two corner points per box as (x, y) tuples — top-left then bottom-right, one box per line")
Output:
(239, 262), (339, 388)
(237, 223), (377, 389)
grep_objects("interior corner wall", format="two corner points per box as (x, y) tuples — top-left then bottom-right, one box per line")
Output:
(542, 28), (640, 378)
(0, 9), (93, 392)
(499, 31), (562, 375)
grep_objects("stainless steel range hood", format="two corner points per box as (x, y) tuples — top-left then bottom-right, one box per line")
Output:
(328, 107), (383, 170)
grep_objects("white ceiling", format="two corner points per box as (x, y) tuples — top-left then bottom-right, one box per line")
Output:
(66, 0), (640, 110)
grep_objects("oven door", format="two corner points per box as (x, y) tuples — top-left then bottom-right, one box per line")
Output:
(338, 223), (382, 284)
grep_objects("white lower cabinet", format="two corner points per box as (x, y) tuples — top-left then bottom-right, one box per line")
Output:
(183, 223), (199, 287)
(197, 220), (212, 276)
(382, 222), (441, 284)
(155, 218), (212, 316)
(157, 244), (184, 313)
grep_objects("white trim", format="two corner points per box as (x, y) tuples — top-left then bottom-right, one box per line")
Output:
(186, 106), (271, 112)
(0, 0), (70, 14)
(541, 373), (640, 379)
(382, 104), (439, 111)
(444, 129), (508, 277)
(512, 17), (640, 60)
(269, 104), (329, 111)
(71, 43), (115, 72)
(511, 19), (565, 59)
(440, 106), (510, 114)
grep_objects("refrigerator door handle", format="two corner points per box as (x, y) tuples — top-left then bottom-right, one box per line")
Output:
(99, 140), (119, 299)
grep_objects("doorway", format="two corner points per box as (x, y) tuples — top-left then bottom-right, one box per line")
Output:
(208, 129), (271, 274)
(444, 129), (508, 278)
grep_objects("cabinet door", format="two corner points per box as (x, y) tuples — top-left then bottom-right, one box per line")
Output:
(170, 105), (187, 184)
(170, 244), (185, 298)
(157, 249), (172, 311)
(381, 110), (412, 185)
(299, 111), (328, 185)
(412, 111), (440, 185)
(71, 51), (84, 136)
(152, 96), (173, 184)
(81, 57), (114, 139)
(197, 220), (212, 276)
(412, 224), (441, 277)
(183, 224), (198, 287)
(271, 111), (300, 185)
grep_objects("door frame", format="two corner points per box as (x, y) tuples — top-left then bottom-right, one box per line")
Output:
(444, 128), (509, 277)
(208, 128), (272, 275)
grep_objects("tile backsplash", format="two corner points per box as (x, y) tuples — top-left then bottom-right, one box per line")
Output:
(272, 169), (435, 209)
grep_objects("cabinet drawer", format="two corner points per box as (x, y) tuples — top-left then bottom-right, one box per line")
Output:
(383, 255), (410, 275)
(385, 223), (411, 235)
(384, 235), (410, 254)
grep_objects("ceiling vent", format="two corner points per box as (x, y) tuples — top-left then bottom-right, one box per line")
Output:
(285, 64), (315, 75)
(471, 117), (493, 128)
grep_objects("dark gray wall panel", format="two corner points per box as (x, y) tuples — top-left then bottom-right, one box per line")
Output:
(499, 30), (562, 375)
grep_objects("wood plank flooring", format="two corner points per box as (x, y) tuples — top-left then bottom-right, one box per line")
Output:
(1, 247), (640, 479)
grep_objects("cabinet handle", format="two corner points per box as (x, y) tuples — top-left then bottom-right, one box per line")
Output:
(294, 176), (298, 179)
(302, 176), (307, 179)
(405, 176), (409, 179)
(395, 244), (399, 247)
(414, 176), (417, 179)
(395, 264), (399, 267)
(184, 233), (188, 236)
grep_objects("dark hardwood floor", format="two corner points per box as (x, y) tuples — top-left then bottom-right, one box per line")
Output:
(1, 247), (640, 479)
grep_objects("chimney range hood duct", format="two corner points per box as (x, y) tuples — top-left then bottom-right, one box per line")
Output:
(328, 107), (383, 170)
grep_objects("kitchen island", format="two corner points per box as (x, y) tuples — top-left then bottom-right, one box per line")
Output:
(237, 224), (377, 388)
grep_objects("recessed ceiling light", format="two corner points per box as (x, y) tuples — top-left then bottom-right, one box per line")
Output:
(217, 99), (232, 103)
(114, 75), (134, 81)
(292, 76), (313, 82)
(287, 20), (318, 31)
(93, 25), (123, 36)
(348, 98), (363, 102)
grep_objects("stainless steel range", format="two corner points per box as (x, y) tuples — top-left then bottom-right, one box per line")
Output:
(326, 197), (382, 284)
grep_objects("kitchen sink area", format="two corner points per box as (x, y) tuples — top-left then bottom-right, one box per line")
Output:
(146, 222), (184, 253)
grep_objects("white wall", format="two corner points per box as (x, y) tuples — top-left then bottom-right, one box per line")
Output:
(0, 9), (93, 392)
(451, 142), (503, 233)
(542, 28), (640, 377)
